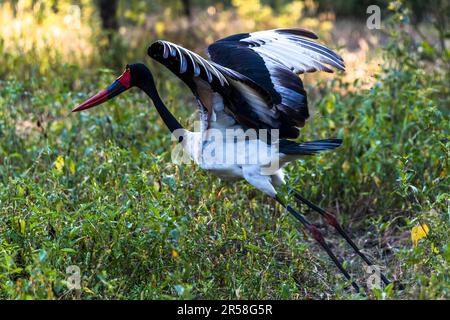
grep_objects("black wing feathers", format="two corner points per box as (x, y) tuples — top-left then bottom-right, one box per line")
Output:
(280, 138), (342, 155)
(148, 40), (228, 90)
(148, 29), (344, 139)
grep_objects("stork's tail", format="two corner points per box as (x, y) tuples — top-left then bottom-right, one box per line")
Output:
(279, 138), (342, 155)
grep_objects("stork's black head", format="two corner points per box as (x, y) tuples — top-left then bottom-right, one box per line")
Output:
(127, 63), (155, 89)
(72, 63), (156, 112)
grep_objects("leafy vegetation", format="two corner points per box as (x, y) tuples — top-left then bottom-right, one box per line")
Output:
(0, 0), (448, 299)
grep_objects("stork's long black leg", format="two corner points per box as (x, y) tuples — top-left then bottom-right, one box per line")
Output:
(288, 187), (391, 286)
(274, 196), (360, 293)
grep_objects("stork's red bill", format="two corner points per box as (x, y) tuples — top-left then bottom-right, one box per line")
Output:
(72, 68), (132, 112)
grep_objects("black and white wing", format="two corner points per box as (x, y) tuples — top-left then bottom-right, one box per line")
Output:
(148, 40), (233, 130)
(148, 31), (344, 139)
(207, 28), (345, 136)
(148, 40), (229, 87)
(148, 40), (274, 133)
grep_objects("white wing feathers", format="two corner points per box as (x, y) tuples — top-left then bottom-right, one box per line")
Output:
(241, 29), (345, 74)
(158, 41), (228, 85)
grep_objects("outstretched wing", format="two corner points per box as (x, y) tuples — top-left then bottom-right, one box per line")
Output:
(207, 28), (345, 133)
(148, 40), (231, 130)
(148, 40), (275, 133)
(148, 40), (229, 87)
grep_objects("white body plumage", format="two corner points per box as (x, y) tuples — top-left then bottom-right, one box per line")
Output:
(178, 92), (287, 198)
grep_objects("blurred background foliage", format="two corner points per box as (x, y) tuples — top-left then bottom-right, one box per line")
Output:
(0, 0), (449, 299)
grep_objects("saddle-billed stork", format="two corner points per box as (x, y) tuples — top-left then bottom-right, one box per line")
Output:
(73, 28), (390, 292)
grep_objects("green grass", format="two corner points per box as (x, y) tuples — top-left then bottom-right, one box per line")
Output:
(0, 7), (449, 299)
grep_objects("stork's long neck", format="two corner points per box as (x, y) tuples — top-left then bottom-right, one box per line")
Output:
(142, 83), (183, 133)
